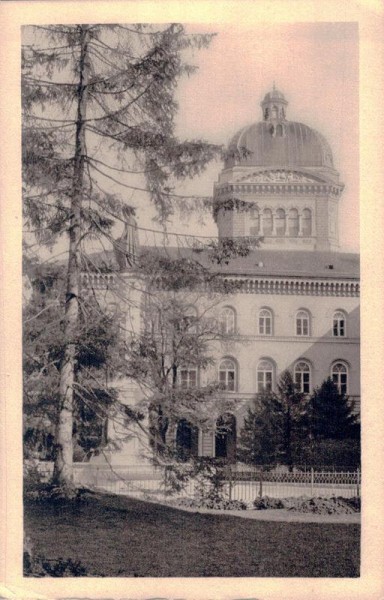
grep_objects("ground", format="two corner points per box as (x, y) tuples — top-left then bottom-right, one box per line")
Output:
(24, 492), (360, 577)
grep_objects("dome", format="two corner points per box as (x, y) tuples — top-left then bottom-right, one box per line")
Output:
(225, 87), (334, 170)
(225, 120), (334, 169)
(262, 88), (287, 103)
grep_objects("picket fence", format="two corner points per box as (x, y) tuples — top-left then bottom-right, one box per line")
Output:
(69, 463), (360, 500)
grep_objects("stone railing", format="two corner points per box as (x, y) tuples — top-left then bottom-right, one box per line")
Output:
(219, 277), (359, 297)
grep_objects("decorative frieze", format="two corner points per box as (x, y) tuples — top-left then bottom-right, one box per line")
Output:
(220, 277), (359, 297)
(215, 181), (342, 197)
(81, 273), (116, 290)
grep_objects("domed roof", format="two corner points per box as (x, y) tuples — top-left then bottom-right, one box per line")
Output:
(262, 87), (287, 103)
(225, 121), (334, 169)
(225, 87), (334, 170)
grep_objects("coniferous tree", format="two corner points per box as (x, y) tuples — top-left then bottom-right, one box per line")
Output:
(237, 391), (284, 465)
(23, 258), (120, 463)
(309, 378), (359, 440)
(238, 371), (307, 468)
(22, 24), (223, 491)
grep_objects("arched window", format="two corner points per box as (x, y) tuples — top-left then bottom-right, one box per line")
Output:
(333, 311), (346, 337)
(275, 208), (286, 236)
(271, 105), (278, 119)
(296, 310), (310, 336)
(179, 367), (198, 389)
(176, 420), (199, 461)
(302, 208), (312, 236)
(219, 358), (237, 391)
(215, 413), (237, 461)
(259, 308), (272, 335)
(294, 361), (311, 394)
(219, 306), (236, 335)
(249, 207), (260, 236)
(288, 208), (299, 237)
(262, 208), (273, 235)
(331, 362), (348, 394)
(257, 359), (274, 393)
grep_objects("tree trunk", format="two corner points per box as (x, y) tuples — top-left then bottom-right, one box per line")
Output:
(52, 26), (90, 490)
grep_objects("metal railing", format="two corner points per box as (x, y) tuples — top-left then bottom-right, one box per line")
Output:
(69, 463), (360, 500)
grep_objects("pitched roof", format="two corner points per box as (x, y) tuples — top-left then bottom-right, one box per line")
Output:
(86, 245), (359, 281)
(150, 247), (360, 280)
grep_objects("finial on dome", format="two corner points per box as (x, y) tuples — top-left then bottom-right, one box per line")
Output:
(261, 86), (288, 122)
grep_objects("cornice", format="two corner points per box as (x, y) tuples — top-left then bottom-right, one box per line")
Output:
(219, 335), (360, 345)
(218, 276), (360, 297)
(214, 180), (343, 198)
(81, 272), (360, 297)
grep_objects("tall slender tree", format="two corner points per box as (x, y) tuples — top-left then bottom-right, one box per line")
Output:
(22, 24), (222, 491)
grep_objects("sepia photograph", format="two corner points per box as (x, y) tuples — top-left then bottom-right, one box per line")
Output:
(19, 20), (364, 580)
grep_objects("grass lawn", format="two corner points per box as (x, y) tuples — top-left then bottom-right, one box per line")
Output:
(24, 492), (360, 577)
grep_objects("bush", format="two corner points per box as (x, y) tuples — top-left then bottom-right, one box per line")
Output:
(253, 496), (284, 510)
(172, 497), (247, 510)
(252, 495), (361, 514)
(24, 536), (89, 577)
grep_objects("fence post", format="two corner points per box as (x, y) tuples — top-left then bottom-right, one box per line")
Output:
(310, 467), (314, 496)
(259, 470), (263, 498)
(357, 467), (360, 498)
(228, 466), (232, 501)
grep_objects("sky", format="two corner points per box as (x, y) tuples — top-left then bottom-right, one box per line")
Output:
(23, 21), (359, 255)
(132, 21), (359, 251)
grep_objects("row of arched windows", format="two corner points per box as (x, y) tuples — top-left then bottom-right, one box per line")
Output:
(249, 207), (312, 237)
(220, 306), (347, 337)
(179, 360), (349, 395)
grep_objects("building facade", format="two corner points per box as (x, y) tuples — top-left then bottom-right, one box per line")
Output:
(86, 87), (360, 465)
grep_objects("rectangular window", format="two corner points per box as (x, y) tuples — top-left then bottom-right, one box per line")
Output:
(258, 372), (272, 392)
(259, 318), (264, 335)
(333, 319), (345, 337)
(180, 369), (197, 389)
(227, 371), (235, 391)
(265, 372), (272, 391)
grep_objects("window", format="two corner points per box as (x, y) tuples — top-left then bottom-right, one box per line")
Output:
(219, 358), (237, 391)
(176, 420), (198, 461)
(275, 208), (286, 236)
(183, 306), (198, 334)
(331, 362), (348, 394)
(259, 308), (272, 335)
(257, 359), (274, 392)
(215, 413), (237, 461)
(302, 208), (312, 236)
(220, 307), (236, 335)
(262, 208), (273, 235)
(288, 208), (299, 237)
(296, 310), (310, 336)
(179, 367), (198, 389)
(249, 207), (260, 236)
(294, 361), (311, 394)
(333, 311), (346, 337)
